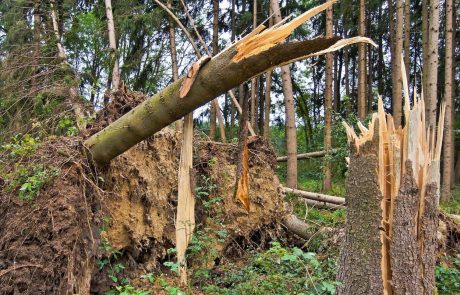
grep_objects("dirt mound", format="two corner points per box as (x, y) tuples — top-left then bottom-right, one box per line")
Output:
(0, 137), (104, 294)
(0, 128), (286, 294)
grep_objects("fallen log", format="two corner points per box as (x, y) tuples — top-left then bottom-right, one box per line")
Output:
(84, 1), (374, 163)
(281, 214), (311, 240)
(276, 149), (339, 162)
(281, 186), (345, 205)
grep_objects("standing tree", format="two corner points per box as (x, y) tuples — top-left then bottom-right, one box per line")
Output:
(392, 0), (404, 127)
(425, 0), (440, 126)
(357, 0), (366, 119)
(105, 0), (120, 91)
(442, 0), (454, 200)
(270, 0), (298, 188)
(210, 0), (219, 140)
(323, 1), (333, 191)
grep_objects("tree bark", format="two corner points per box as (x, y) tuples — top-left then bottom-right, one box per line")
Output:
(426, 0), (439, 127)
(357, 0), (366, 120)
(392, 0), (404, 127)
(442, 0), (454, 200)
(84, 35), (342, 163)
(270, 0), (297, 188)
(403, 0), (410, 83)
(422, 0), (429, 101)
(210, 0), (219, 140)
(105, 0), (120, 91)
(277, 149), (338, 162)
(323, 1), (333, 191)
(167, 0), (183, 132)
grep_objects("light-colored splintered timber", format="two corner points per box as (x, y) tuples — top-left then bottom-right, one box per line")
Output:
(341, 56), (446, 295)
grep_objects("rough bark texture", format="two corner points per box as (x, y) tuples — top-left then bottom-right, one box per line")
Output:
(323, 1), (333, 191)
(442, 0), (453, 199)
(426, 0), (439, 127)
(270, 0), (297, 188)
(421, 0), (429, 101)
(420, 182), (439, 295)
(84, 36), (340, 163)
(392, 0), (404, 127)
(336, 138), (383, 295)
(357, 0), (366, 119)
(390, 161), (422, 295)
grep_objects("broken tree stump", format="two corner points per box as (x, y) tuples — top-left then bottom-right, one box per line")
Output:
(336, 95), (445, 295)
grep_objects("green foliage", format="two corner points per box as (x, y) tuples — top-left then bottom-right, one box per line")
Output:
(440, 187), (460, 215)
(56, 115), (78, 136)
(202, 241), (340, 294)
(436, 255), (460, 295)
(1, 134), (39, 157)
(3, 162), (59, 202)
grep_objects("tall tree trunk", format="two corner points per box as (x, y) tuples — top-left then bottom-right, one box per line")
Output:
(392, 0), (404, 127)
(367, 48), (373, 113)
(210, 0), (219, 140)
(377, 3), (385, 97)
(442, 0), (454, 200)
(230, 0), (236, 134)
(323, 1), (333, 192)
(167, 0), (183, 132)
(270, 0), (297, 188)
(31, 0), (40, 95)
(357, 0), (366, 119)
(426, 0), (439, 127)
(264, 71), (271, 139)
(333, 51), (342, 112)
(250, 0), (258, 134)
(403, 0), (410, 83)
(422, 0), (429, 101)
(263, 2), (273, 140)
(105, 0), (120, 91)
(50, 0), (85, 131)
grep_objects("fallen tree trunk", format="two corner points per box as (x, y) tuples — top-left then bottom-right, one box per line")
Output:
(85, 37), (338, 163)
(280, 186), (345, 205)
(84, 1), (374, 163)
(281, 214), (311, 240)
(276, 149), (338, 162)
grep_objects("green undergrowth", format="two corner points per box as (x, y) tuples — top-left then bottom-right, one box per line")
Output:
(440, 186), (460, 215)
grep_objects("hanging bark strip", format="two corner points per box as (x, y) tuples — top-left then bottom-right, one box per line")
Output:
(337, 59), (446, 294)
(85, 2), (374, 164)
(234, 85), (250, 211)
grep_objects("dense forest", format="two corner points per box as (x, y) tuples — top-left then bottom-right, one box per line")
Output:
(0, 0), (459, 294)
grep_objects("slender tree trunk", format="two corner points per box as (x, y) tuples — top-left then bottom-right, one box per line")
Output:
(422, 0), (429, 100)
(250, 0), (258, 133)
(404, 0), (410, 83)
(333, 51), (342, 112)
(377, 3), (385, 97)
(31, 0), (40, 95)
(230, 0), (236, 134)
(357, 0), (366, 119)
(263, 2), (273, 140)
(270, 0), (297, 188)
(442, 0), (454, 200)
(392, 0), (404, 127)
(50, 0), (85, 131)
(105, 0), (120, 91)
(210, 0), (219, 140)
(367, 48), (373, 113)
(323, 1), (333, 191)
(426, 0), (439, 127)
(167, 0), (183, 132)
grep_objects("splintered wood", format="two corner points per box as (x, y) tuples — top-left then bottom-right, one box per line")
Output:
(338, 84), (445, 294)
(176, 112), (195, 286)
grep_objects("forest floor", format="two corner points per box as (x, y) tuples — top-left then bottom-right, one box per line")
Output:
(0, 89), (459, 294)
